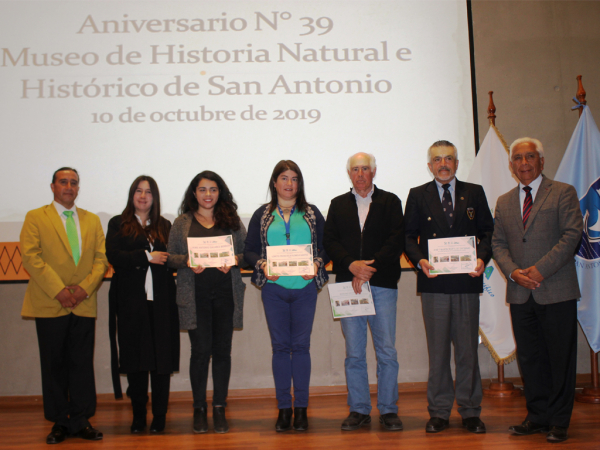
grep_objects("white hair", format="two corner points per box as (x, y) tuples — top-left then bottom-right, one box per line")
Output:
(427, 140), (458, 163)
(346, 153), (377, 172)
(509, 137), (544, 159)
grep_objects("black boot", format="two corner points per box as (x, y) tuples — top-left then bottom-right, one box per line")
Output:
(213, 406), (229, 434)
(193, 407), (208, 434)
(127, 374), (148, 434)
(276, 408), (293, 432)
(150, 415), (166, 433)
(293, 407), (308, 431)
(130, 416), (146, 434)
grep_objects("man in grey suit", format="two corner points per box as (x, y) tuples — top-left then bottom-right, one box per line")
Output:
(492, 137), (582, 444)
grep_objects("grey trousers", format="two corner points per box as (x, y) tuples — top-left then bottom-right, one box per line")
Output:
(421, 292), (482, 420)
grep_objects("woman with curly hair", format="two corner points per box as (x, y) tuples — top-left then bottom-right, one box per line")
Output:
(244, 160), (329, 432)
(168, 171), (247, 434)
(106, 175), (180, 434)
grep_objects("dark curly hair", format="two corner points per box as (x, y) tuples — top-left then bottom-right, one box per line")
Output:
(267, 160), (308, 214)
(179, 171), (241, 231)
(120, 175), (169, 244)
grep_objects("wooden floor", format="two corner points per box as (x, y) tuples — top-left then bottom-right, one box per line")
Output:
(2, 389), (599, 450)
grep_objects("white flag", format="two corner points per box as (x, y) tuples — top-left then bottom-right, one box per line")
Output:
(467, 125), (518, 363)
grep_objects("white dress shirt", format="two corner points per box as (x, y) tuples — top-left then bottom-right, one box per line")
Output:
(518, 174), (543, 217)
(135, 214), (154, 301)
(434, 177), (456, 209)
(53, 201), (82, 251)
(352, 184), (374, 231)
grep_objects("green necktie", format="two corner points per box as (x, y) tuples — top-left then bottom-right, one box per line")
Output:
(63, 210), (80, 265)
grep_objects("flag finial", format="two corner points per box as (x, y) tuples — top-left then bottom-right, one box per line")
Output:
(575, 75), (587, 118)
(487, 91), (496, 126)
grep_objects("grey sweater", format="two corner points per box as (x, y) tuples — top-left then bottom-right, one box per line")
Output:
(167, 212), (247, 329)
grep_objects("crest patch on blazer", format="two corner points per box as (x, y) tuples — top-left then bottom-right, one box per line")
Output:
(467, 207), (475, 220)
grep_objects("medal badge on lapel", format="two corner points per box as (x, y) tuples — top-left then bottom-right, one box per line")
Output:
(467, 207), (475, 220)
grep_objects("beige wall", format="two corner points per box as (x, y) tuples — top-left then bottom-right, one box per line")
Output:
(471, 0), (600, 176)
(2, 0), (599, 396)
(0, 271), (592, 396)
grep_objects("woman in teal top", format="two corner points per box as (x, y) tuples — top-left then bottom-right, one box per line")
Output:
(244, 160), (329, 432)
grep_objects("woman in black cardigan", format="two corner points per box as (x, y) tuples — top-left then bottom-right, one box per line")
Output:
(106, 176), (180, 434)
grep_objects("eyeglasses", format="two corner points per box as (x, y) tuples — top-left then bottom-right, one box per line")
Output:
(511, 153), (538, 163)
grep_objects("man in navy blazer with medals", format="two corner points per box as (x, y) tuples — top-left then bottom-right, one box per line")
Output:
(492, 138), (582, 443)
(404, 140), (493, 434)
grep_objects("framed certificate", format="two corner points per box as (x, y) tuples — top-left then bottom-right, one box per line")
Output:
(187, 236), (235, 268)
(266, 244), (313, 276)
(428, 236), (477, 275)
(327, 281), (376, 319)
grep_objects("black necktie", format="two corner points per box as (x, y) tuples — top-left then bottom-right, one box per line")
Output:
(523, 186), (532, 229)
(442, 184), (454, 228)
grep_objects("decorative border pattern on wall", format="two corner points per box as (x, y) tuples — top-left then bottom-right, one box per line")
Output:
(1, 242), (414, 282)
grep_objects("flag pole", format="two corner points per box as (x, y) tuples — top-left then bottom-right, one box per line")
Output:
(482, 91), (521, 398)
(572, 75), (600, 404)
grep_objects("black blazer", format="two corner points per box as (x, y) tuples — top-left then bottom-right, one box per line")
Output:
(106, 215), (180, 398)
(323, 186), (404, 289)
(404, 179), (494, 294)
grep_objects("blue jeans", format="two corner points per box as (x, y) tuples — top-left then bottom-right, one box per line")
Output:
(341, 286), (399, 415)
(262, 281), (318, 409)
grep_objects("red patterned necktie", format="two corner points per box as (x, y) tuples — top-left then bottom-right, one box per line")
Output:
(522, 186), (532, 229)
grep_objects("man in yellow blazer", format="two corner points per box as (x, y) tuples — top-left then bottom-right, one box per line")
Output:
(21, 167), (108, 444)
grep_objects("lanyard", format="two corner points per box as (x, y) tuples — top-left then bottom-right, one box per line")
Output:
(277, 204), (296, 245)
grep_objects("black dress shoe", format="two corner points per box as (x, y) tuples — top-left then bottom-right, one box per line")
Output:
(213, 406), (229, 434)
(509, 420), (549, 435)
(293, 407), (308, 431)
(150, 415), (166, 433)
(276, 408), (293, 432)
(547, 426), (568, 443)
(426, 417), (449, 433)
(193, 407), (208, 434)
(46, 425), (68, 444)
(462, 417), (486, 433)
(76, 426), (103, 440)
(341, 412), (371, 431)
(379, 413), (403, 431)
(130, 416), (147, 433)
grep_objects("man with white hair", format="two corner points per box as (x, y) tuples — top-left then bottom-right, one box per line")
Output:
(492, 137), (582, 443)
(324, 152), (405, 431)
(404, 140), (494, 434)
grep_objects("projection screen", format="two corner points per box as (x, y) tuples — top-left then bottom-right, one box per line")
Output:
(0, 0), (476, 241)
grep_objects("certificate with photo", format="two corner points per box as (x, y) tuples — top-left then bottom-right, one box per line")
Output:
(266, 244), (314, 276)
(187, 235), (235, 268)
(428, 236), (477, 275)
(327, 281), (376, 319)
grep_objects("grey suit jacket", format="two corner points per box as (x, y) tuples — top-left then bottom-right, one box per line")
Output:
(492, 175), (582, 304)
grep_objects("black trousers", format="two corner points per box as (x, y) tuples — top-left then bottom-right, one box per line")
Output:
(189, 274), (234, 409)
(126, 371), (171, 418)
(510, 295), (578, 428)
(35, 313), (96, 434)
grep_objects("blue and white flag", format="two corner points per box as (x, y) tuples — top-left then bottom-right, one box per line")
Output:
(555, 105), (600, 353)
(467, 125), (518, 363)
